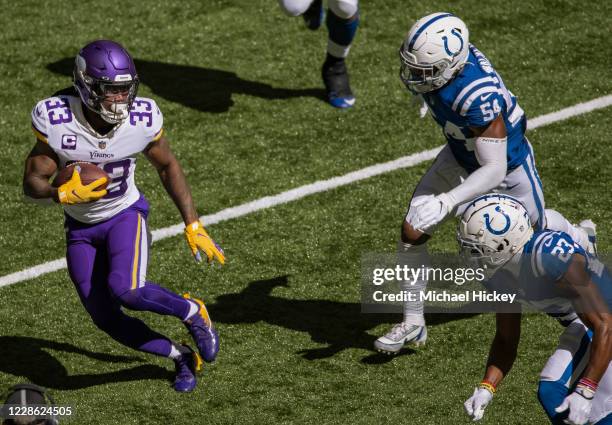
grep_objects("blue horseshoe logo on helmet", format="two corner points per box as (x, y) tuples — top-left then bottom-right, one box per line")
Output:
(442, 29), (464, 56)
(483, 206), (511, 235)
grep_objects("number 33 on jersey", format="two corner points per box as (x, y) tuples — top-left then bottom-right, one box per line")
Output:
(31, 92), (164, 224)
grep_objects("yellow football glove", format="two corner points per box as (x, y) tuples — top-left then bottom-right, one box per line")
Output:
(184, 221), (226, 265)
(58, 169), (108, 205)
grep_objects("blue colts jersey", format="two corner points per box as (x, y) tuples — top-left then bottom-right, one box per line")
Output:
(488, 231), (612, 326)
(422, 44), (528, 173)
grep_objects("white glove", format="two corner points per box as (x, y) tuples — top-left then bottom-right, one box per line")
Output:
(464, 387), (493, 421)
(406, 195), (432, 228)
(411, 193), (455, 231)
(555, 390), (593, 425)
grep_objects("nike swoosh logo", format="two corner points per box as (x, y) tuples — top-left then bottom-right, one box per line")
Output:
(480, 93), (493, 101)
(504, 183), (519, 190)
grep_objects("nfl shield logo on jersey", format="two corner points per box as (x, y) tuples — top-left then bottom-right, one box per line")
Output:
(98, 140), (107, 149)
(61, 134), (77, 150)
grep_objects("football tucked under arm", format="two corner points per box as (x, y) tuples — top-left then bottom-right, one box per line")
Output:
(51, 162), (109, 188)
(52, 163), (109, 205)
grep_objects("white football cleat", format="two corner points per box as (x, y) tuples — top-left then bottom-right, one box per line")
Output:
(578, 219), (597, 255)
(374, 322), (427, 355)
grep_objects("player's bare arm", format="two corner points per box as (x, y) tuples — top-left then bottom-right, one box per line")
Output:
(144, 135), (198, 225)
(144, 135), (225, 264)
(483, 312), (522, 387)
(24, 139), (108, 205)
(23, 139), (60, 202)
(558, 254), (612, 383)
(469, 113), (507, 138)
(464, 311), (521, 420)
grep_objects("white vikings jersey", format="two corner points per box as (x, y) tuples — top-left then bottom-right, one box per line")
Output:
(31, 92), (163, 224)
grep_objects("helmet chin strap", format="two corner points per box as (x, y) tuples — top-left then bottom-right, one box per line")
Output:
(444, 52), (468, 79)
(441, 65), (454, 82)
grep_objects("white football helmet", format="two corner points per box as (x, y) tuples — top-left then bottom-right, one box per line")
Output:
(457, 194), (533, 270)
(399, 12), (469, 93)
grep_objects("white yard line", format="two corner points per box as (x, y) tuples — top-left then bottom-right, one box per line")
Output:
(2, 94), (611, 288)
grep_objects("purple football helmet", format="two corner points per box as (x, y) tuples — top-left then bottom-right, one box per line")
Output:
(73, 40), (139, 124)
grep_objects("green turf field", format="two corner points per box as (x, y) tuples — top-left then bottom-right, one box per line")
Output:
(1, 0), (611, 423)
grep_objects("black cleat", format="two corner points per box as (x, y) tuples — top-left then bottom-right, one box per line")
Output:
(321, 57), (355, 109)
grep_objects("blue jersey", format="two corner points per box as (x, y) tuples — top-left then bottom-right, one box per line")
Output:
(422, 44), (528, 173)
(487, 230), (612, 326)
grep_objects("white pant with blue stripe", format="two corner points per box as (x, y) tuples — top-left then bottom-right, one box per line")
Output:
(407, 141), (546, 232)
(539, 319), (612, 424)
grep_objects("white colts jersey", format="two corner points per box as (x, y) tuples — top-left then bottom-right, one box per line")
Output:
(31, 93), (164, 224)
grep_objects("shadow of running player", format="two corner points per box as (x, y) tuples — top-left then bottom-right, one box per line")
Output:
(207, 276), (478, 364)
(46, 58), (326, 113)
(0, 336), (172, 390)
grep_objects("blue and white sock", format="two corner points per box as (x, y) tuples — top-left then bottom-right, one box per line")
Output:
(326, 8), (359, 59)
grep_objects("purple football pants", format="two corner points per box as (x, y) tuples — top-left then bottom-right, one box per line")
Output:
(65, 196), (190, 358)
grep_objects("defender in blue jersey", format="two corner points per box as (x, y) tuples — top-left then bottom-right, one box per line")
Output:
(458, 194), (612, 425)
(374, 12), (595, 354)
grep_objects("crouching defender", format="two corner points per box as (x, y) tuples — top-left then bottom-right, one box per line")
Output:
(23, 40), (225, 392)
(459, 194), (612, 424)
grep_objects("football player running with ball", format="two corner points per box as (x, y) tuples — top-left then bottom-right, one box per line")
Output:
(374, 13), (596, 354)
(458, 194), (612, 425)
(278, 0), (359, 108)
(23, 40), (225, 393)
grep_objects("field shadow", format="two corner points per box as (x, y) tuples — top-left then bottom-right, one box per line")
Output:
(46, 58), (325, 113)
(208, 276), (479, 363)
(0, 336), (172, 390)
(0, 277), (479, 386)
